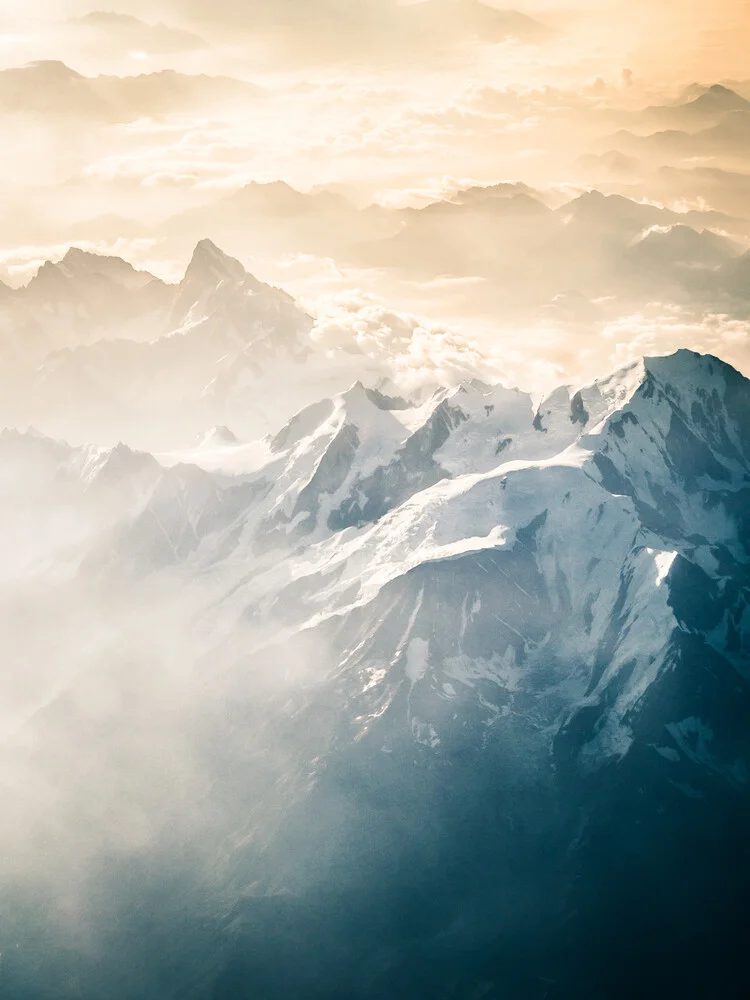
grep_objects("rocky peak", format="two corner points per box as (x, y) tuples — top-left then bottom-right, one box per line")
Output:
(182, 239), (249, 289)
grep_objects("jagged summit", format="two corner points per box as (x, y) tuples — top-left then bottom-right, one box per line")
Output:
(72, 441), (161, 488)
(26, 247), (162, 293)
(198, 425), (239, 448)
(183, 239), (248, 284)
(64, 247), (159, 286)
(62, 246), (106, 265)
(169, 238), (311, 356)
(247, 349), (750, 550)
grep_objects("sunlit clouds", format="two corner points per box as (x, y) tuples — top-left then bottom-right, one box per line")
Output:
(0, 0), (749, 400)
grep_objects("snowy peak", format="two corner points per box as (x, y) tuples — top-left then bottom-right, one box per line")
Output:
(640, 349), (750, 467)
(240, 350), (750, 557)
(70, 441), (161, 489)
(8, 350), (750, 773)
(643, 346), (745, 393)
(594, 348), (750, 467)
(10, 348), (749, 583)
(12, 241), (311, 365)
(533, 357), (647, 436)
(198, 425), (239, 449)
(226, 349), (750, 771)
(558, 351), (750, 556)
(335, 380), (419, 435)
(254, 375), (566, 545)
(268, 398), (337, 454)
(528, 349), (750, 471)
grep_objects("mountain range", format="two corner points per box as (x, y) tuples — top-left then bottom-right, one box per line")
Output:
(0, 60), (264, 121)
(2, 3), (750, 997)
(641, 84), (750, 129)
(611, 109), (750, 167)
(1, 347), (749, 998)
(152, 181), (750, 281)
(20, 181), (749, 351)
(3, 230), (750, 453)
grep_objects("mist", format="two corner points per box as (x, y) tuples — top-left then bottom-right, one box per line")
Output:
(0, 434), (351, 996)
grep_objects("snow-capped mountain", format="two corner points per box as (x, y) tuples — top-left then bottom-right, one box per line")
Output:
(5, 233), (750, 456)
(2, 239), (495, 452)
(9, 349), (748, 746)
(2, 349), (749, 999)
(128, 349), (749, 765)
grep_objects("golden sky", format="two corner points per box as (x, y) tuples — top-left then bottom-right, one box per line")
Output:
(1, 1), (748, 79)
(0, 0), (748, 393)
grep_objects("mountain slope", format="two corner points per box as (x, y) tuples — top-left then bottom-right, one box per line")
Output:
(1, 350), (750, 999)
(642, 84), (750, 128)
(209, 350), (750, 998)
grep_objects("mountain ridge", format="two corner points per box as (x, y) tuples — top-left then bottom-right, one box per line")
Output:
(2, 348), (750, 998)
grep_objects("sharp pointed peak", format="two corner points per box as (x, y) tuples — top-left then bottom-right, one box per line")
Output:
(343, 379), (367, 395)
(338, 380), (417, 412)
(183, 239), (247, 284)
(198, 425), (239, 448)
(191, 237), (237, 261)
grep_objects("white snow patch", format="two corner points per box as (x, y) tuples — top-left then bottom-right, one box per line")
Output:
(412, 718), (440, 748)
(650, 549), (677, 586)
(405, 638), (429, 685)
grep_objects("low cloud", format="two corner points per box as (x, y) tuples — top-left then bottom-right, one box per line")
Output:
(310, 291), (503, 393)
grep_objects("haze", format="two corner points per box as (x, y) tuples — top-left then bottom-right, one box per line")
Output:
(0, 0), (746, 407)
(1, 4), (750, 998)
